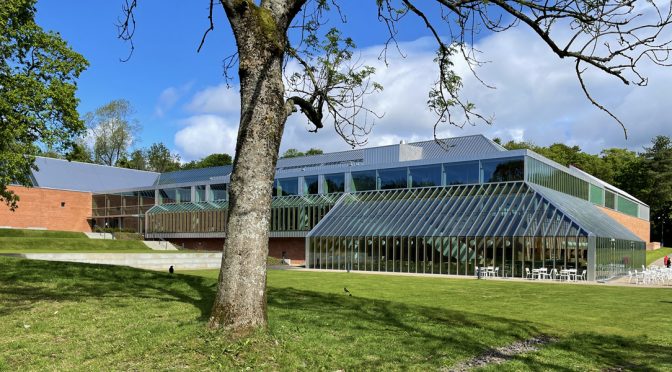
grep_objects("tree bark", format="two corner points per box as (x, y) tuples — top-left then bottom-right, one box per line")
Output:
(208, 3), (288, 335)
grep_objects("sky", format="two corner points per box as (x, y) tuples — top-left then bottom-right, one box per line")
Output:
(35, 1), (671, 161)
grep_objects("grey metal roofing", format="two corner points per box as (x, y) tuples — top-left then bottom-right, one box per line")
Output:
(405, 135), (506, 159)
(31, 157), (158, 192)
(153, 166), (233, 186)
(528, 183), (643, 241)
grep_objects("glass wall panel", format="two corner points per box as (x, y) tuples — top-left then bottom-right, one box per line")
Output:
(617, 196), (638, 217)
(378, 167), (408, 190)
(605, 191), (615, 209)
(445, 161), (479, 185)
(589, 184), (604, 205)
(303, 175), (319, 194)
(351, 170), (377, 192)
(176, 187), (191, 203)
(159, 189), (176, 204)
(482, 157), (524, 183)
(410, 164), (442, 187)
(324, 173), (345, 193)
(277, 178), (298, 196)
(195, 185), (206, 202)
(210, 183), (227, 201)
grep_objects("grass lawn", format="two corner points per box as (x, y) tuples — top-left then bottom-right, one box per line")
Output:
(0, 229), (85, 238)
(0, 257), (670, 371)
(0, 228), (153, 253)
(647, 247), (672, 266)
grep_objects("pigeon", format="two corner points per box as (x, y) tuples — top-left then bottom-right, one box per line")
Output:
(169, 265), (174, 274)
(343, 287), (352, 296)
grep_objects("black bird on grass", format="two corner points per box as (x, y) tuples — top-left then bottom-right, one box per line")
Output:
(343, 287), (351, 296)
(169, 265), (174, 274)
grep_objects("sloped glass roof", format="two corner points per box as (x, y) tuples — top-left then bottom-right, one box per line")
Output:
(308, 182), (642, 241)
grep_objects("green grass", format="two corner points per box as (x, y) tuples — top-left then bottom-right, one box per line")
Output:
(0, 237), (152, 253)
(0, 229), (85, 238)
(646, 247), (672, 266)
(1, 258), (670, 371)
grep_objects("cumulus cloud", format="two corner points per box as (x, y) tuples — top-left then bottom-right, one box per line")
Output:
(155, 83), (192, 117)
(174, 115), (238, 160)
(185, 84), (240, 114)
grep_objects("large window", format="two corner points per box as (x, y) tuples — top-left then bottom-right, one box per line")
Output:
(378, 167), (408, 190)
(210, 184), (227, 201)
(277, 178), (298, 196)
(176, 187), (191, 203)
(589, 184), (604, 205)
(444, 161), (479, 185)
(351, 170), (377, 191)
(324, 173), (345, 193)
(482, 157), (524, 183)
(195, 185), (206, 202)
(410, 164), (442, 187)
(617, 195), (638, 217)
(605, 191), (615, 209)
(159, 189), (177, 204)
(303, 175), (319, 194)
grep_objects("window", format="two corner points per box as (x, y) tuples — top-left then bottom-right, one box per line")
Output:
(210, 184), (227, 201)
(481, 157), (524, 183)
(159, 189), (177, 204)
(617, 195), (638, 217)
(324, 173), (345, 193)
(410, 164), (442, 187)
(277, 178), (298, 196)
(351, 170), (377, 192)
(378, 167), (408, 190)
(605, 191), (615, 209)
(176, 187), (191, 203)
(589, 184), (604, 205)
(195, 185), (206, 202)
(303, 175), (319, 194)
(444, 161), (479, 185)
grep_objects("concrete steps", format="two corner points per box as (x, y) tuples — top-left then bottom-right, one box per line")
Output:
(83, 232), (114, 240)
(2, 252), (222, 271)
(142, 240), (179, 251)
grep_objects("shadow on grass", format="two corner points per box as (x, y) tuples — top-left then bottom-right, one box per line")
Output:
(1, 257), (668, 370)
(0, 257), (216, 320)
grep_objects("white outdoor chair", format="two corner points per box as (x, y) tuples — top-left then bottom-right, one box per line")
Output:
(539, 268), (550, 280)
(627, 271), (635, 284)
(577, 270), (587, 281)
(493, 267), (499, 277)
(549, 268), (558, 280)
(525, 267), (532, 279)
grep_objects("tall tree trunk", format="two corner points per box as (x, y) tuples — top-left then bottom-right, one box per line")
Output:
(208, 6), (288, 335)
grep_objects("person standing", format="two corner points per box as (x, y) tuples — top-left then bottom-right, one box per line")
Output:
(665, 255), (669, 268)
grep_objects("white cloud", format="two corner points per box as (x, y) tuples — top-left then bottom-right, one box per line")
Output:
(174, 115), (238, 160)
(155, 83), (192, 117)
(185, 84), (240, 114)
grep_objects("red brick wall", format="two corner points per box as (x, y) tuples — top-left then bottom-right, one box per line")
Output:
(167, 237), (306, 264)
(598, 206), (650, 242)
(0, 186), (92, 232)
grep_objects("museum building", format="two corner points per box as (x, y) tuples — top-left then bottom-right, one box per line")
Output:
(3, 135), (650, 281)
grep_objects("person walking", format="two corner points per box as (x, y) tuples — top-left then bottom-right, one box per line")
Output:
(665, 255), (669, 268)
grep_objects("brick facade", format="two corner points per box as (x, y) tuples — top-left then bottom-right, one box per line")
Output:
(597, 206), (650, 242)
(0, 186), (92, 232)
(167, 237), (306, 264)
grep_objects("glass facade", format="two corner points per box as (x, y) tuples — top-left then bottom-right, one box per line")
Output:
(617, 196), (638, 217)
(444, 161), (479, 185)
(481, 157), (524, 183)
(351, 170), (377, 191)
(195, 185), (206, 202)
(324, 173), (345, 193)
(526, 157), (589, 200)
(409, 164), (442, 187)
(303, 175), (319, 194)
(589, 184), (604, 205)
(210, 184), (227, 201)
(277, 178), (299, 196)
(307, 182), (645, 280)
(378, 167), (408, 190)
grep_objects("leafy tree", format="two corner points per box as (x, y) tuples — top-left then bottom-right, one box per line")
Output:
(146, 143), (180, 172)
(182, 153), (233, 170)
(86, 99), (139, 166)
(117, 149), (147, 170)
(640, 136), (672, 243)
(281, 148), (304, 158)
(304, 148), (324, 156)
(0, 0), (87, 209)
(119, 0), (672, 334)
(66, 141), (93, 163)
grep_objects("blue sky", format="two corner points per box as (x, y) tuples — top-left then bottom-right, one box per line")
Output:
(36, 1), (671, 160)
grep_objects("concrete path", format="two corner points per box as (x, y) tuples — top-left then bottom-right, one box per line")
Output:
(1, 252), (222, 271)
(142, 240), (179, 251)
(83, 232), (114, 240)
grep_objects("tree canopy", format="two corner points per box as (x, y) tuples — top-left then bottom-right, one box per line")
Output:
(86, 99), (139, 166)
(0, 0), (88, 209)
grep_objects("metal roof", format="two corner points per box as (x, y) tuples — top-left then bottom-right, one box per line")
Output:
(153, 166), (233, 186)
(31, 157), (158, 192)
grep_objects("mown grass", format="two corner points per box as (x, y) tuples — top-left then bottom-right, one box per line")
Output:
(0, 229), (85, 238)
(1, 258), (670, 371)
(0, 237), (152, 253)
(646, 247), (672, 266)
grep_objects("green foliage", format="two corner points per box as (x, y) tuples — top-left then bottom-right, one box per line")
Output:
(646, 247), (672, 266)
(65, 141), (93, 163)
(181, 153), (232, 170)
(1, 260), (671, 370)
(281, 148), (324, 158)
(86, 99), (139, 166)
(117, 149), (147, 170)
(145, 142), (180, 172)
(0, 0), (88, 209)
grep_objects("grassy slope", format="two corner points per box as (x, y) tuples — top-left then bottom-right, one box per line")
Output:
(646, 247), (672, 266)
(1, 258), (670, 371)
(0, 229), (85, 238)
